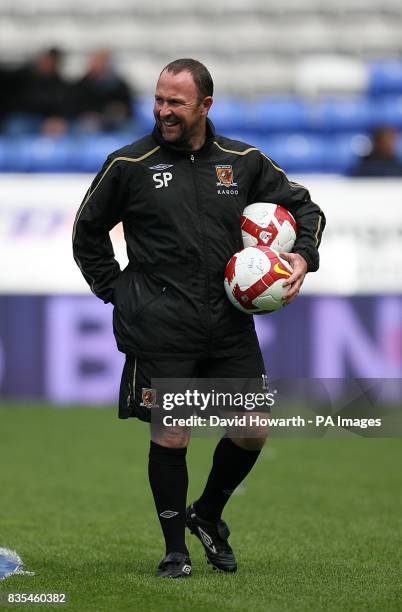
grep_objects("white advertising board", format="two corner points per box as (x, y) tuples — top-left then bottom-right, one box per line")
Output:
(0, 174), (401, 294)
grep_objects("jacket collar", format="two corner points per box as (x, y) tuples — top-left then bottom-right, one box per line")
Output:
(152, 118), (216, 156)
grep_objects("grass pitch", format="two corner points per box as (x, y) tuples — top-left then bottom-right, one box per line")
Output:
(0, 404), (401, 612)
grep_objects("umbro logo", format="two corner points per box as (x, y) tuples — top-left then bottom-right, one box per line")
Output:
(159, 510), (179, 519)
(149, 163), (173, 170)
(197, 527), (217, 553)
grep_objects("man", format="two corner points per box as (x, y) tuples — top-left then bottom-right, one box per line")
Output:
(73, 59), (325, 578)
(350, 126), (402, 177)
(14, 47), (71, 135)
(71, 48), (134, 133)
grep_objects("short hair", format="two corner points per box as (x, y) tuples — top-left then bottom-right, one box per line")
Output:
(160, 58), (214, 100)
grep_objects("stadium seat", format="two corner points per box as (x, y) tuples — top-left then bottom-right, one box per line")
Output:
(206, 59), (293, 95)
(224, 133), (270, 152)
(2, 0), (402, 175)
(368, 59), (402, 96)
(294, 55), (367, 96)
(73, 133), (135, 172)
(310, 97), (377, 132)
(259, 134), (327, 173)
(135, 97), (156, 133)
(209, 98), (247, 132)
(334, 18), (401, 55)
(9, 136), (75, 172)
(321, 133), (369, 173)
(373, 95), (402, 128)
(266, 132), (371, 174)
(396, 132), (402, 160)
(241, 98), (309, 133)
(0, 137), (14, 171)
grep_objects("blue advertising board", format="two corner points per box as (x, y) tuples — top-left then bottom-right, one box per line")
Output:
(0, 295), (400, 404)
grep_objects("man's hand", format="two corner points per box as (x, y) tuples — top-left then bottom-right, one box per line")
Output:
(280, 252), (308, 304)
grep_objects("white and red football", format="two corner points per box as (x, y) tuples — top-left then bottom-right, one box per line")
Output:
(224, 246), (293, 314)
(241, 202), (297, 252)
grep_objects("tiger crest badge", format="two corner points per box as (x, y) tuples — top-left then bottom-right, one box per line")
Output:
(215, 165), (237, 188)
(141, 388), (158, 408)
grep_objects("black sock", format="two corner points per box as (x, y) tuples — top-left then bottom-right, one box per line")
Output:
(148, 441), (189, 555)
(195, 437), (261, 522)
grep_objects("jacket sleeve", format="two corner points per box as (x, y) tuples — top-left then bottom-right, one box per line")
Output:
(72, 155), (126, 303)
(249, 151), (326, 272)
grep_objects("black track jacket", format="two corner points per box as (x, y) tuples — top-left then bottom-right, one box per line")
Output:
(73, 120), (325, 359)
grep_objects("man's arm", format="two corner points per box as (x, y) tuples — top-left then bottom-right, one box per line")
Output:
(72, 155), (125, 304)
(249, 151), (326, 303)
(249, 151), (325, 271)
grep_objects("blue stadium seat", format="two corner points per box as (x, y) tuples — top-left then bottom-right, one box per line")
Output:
(257, 134), (327, 173)
(310, 97), (376, 132)
(396, 133), (402, 161)
(0, 137), (14, 171)
(241, 97), (309, 133)
(374, 95), (402, 128)
(222, 132), (355, 173)
(0, 131), (372, 175)
(209, 97), (246, 132)
(1, 92), (400, 175)
(224, 132), (266, 149)
(9, 136), (75, 172)
(2, 114), (44, 136)
(368, 60), (402, 96)
(321, 134), (365, 173)
(3, 133), (141, 173)
(73, 133), (135, 172)
(135, 96), (155, 132)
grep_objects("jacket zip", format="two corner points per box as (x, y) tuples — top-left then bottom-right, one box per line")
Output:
(190, 153), (211, 348)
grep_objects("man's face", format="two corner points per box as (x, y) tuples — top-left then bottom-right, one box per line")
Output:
(154, 70), (211, 149)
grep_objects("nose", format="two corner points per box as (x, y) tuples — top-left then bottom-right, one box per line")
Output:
(158, 101), (173, 119)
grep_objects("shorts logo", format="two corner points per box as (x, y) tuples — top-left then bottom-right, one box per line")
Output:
(215, 164), (237, 188)
(182, 564), (191, 575)
(141, 387), (157, 408)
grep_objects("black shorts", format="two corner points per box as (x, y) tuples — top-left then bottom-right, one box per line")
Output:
(118, 351), (266, 422)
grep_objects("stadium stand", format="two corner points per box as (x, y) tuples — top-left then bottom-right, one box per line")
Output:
(0, 0), (402, 173)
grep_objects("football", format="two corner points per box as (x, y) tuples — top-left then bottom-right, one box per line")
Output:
(241, 202), (297, 251)
(224, 246), (293, 314)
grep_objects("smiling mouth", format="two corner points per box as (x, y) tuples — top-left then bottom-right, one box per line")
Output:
(161, 121), (180, 128)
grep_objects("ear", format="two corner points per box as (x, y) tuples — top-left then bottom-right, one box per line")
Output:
(201, 96), (213, 116)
